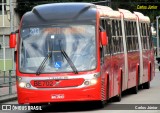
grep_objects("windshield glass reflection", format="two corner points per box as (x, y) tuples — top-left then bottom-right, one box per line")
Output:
(20, 24), (96, 73)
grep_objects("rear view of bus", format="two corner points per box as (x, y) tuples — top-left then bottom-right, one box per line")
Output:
(10, 3), (107, 104)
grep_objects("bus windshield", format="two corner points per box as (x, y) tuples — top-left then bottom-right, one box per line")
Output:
(19, 24), (96, 73)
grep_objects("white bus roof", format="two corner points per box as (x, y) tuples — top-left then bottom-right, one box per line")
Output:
(96, 6), (149, 22)
(134, 12), (150, 23)
(118, 9), (136, 20)
(97, 5), (121, 18)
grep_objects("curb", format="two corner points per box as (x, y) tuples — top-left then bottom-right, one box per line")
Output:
(0, 94), (17, 103)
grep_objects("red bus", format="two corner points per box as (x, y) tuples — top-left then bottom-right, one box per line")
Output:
(9, 3), (155, 106)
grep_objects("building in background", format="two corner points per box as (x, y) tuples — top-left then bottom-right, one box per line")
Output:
(0, 0), (19, 75)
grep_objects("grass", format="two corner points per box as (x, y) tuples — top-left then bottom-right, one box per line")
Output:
(0, 59), (13, 71)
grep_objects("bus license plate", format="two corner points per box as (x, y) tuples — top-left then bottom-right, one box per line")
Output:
(33, 80), (57, 88)
(51, 94), (64, 99)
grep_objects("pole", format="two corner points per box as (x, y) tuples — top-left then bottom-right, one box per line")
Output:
(9, 0), (15, 71)
(156, 16), (160, 57)
(2, 0), (4, 27)
(2, 0), (6, 72)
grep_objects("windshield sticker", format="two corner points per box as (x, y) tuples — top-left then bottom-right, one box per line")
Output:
(54, 61), (62, 68)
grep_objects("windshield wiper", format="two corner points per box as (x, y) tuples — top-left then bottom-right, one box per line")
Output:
(36, 40), (78, 75)
(59, 40), (78, 74)
(36, 52), (51, 76)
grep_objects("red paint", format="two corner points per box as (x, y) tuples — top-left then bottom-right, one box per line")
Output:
(9, 33), (16, 48)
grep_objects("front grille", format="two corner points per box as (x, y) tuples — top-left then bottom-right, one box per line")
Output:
(30, 78), (84, 88)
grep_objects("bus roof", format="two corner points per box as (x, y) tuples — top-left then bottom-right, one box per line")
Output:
(22, 3), (97, 27)
(134, 12), (150, 23)
(97, 5), (121, 18)
(118, 9), (136, 20)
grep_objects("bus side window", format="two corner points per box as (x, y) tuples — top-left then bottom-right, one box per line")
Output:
(100, 19), (106, 62)
(143, 23), (146, 49)
(111, 19), (116, 54)
(145, 23), (150, 50)
(115, 20), (119, 53)
(125, 21), (131, 52)
(131, 21), (134, 51)
(105, 19), (112, 55)
(104, 19), (110, 55)
(118, 20), (123, 53)
(140, 23), (144, 50)
(148, 24), (152, 49)
(134, 22), (139, 51)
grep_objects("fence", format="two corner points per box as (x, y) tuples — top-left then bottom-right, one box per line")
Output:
(0, 70), (16, 97)
(0, 34), (17, 97)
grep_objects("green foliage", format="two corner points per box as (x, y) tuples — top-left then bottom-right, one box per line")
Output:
(110, 0), (160, 22)
(15, 0), (100, 17)
(15, 0), (160, 23)
(0, 59), (13, 71)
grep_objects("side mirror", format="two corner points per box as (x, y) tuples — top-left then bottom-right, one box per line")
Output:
(9, 32), (16, 48)
(100, 31), (108, 46)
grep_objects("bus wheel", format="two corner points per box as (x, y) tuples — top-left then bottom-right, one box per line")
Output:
(143, 82), (150, 89)
(132, 84), (138, 94)
(99, 100), (106, 108)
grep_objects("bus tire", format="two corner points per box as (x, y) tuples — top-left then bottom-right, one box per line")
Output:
(99, 100), (106, 108)
(143, 82), (150, 89)
(132, 84), (138, 94)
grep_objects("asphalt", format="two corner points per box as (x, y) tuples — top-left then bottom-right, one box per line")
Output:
(0, 94), (17, 103)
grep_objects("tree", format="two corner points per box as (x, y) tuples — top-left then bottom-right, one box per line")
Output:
(15, 0), (160, 23)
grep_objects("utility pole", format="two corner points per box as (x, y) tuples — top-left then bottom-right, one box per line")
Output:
(2, 0), (6, 71)
(9, 0), (15, 71)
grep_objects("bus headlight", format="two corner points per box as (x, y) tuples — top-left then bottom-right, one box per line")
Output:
(19, 82), (26, 88)
(90, 79), (98, 85)
(84, 79), (98, 86)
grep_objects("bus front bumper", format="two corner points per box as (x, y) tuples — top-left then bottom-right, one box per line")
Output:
(17, 85), (101, 104)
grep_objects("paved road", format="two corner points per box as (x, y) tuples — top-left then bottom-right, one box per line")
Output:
(2, 72), (160, 113)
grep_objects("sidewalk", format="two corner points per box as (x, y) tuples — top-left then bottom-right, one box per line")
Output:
(0, 77), (17, 103)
